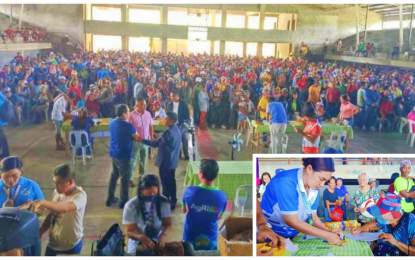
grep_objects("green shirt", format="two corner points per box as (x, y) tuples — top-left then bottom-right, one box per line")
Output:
(357, 88), (365, 107)
(394, 177), (415, 213)
(337, 85), (346, 95)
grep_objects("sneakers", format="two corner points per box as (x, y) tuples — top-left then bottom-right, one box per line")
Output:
(370, 127), (376, 131)
(106, 197), (119, 207)
(221, 125), (227, 129)
(119, 201), (126, 209)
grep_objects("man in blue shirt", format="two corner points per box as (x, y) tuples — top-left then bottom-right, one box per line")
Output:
(364, 82), (380, 131)
(182, 158), (227, 250)
(107, 104), (139, 209)
(138, 111), (181, 209)
(266, 98), (288, 153)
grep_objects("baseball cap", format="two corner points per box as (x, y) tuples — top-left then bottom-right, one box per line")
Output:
(367, 193), (402, 224)
(195, 77), (202, 82)
(4, 87), (11, 93)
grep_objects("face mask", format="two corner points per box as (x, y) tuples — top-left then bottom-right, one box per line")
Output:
(144, 195), (157, 202)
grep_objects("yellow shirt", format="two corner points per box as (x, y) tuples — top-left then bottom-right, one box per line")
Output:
(394, 88), (402, 99)
(258, 97), (269, 119)
(308, 85), (321, 104)
(219, 83), (226, 92)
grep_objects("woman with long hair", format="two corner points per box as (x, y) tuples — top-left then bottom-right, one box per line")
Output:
(259, 172), (272, 198)
(260, 158), (342, 245)
(123, 174), (172, 255)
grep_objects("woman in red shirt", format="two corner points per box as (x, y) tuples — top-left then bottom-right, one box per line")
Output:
(68, 79), (82, 107)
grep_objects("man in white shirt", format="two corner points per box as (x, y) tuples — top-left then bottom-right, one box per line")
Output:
(323, 38), (329, 54)
(19, 164), (87, 256)
(51, 92), (75, 150)
(127, 98), (153, 188)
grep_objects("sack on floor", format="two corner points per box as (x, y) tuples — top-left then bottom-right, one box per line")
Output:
(91, 223), (125, 256)
(137, 241), (185, 256)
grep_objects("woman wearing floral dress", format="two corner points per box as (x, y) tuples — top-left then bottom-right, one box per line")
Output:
(352, 172), (380, 224)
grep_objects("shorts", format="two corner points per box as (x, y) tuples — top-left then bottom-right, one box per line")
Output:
(53, 120), (63, 134)
(238, 113), (247, 120)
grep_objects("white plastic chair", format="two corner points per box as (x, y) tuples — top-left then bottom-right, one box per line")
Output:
(324, 130), (347, 151)
(269, 134), (289, 154)
(231, 185), (252, 217)
(406, 120), (415, 147)
(69, 130), (93, 165)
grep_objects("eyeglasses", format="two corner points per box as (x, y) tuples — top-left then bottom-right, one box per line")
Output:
(52, 178), (70, 185)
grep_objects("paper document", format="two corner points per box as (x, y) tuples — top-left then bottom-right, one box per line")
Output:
(344, 231), (383, 242)
(285, 238), (299, 251)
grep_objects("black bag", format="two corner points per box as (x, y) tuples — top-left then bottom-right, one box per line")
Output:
(91, 223), (125, 256)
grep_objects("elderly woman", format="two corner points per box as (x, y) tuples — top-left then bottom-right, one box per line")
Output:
(71, 103), (96, 158)
(351, 194), (415, 256)
(123, 174), (172, 256)
(32, 85), (52, 123)
(323, 176), (339, 222)
(0, 156), (44, 208)
(260, 158), (342, 245)
(337, 94), (361, 126)
(335, 177), (349, 220)
(352, 172), (380, 224)
(316, 102), (331, 122)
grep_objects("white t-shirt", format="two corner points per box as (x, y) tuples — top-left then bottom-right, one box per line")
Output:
(122, 197), (171, 254)
(172, 102), (179, 116)
(48, 187), (87, 251)
(259, 184), (267, 194)
(51, 96), (67, 121)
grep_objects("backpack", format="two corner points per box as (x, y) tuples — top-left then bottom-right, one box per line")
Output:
(91, 223), (125, 256)
(0, 95), (15, 123)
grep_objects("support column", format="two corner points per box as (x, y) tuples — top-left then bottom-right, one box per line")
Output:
(150, 37), (154, 52)
(399, 4), (404, 53)
(409, 4), (414, 47)
(18, 4), (24, 30)
(162, 38), (167, 54)
(355, 4), (360, 47)
(121, 4), (128, 51)
(243, 13), (249, 58)
(210, 41), (215, 55)
(161, 5), (168, 54)
(257, 4), (266, 57)
(220, 4), (227, 56)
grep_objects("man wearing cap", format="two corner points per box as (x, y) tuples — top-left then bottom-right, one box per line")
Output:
(19, 164), (87, 256)
(137, 112), (181, 210)
(394, 160), (415, 213)
(266, 97), (288, 153)
(351, 194), (415, 256)
(58, 76), (68, 94)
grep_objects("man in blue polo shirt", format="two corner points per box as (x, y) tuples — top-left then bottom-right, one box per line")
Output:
(364, 82), (380, 131)
(266, 97), (288, 153)
(181, 158), (227, 250)
(107, 104), (139, 209)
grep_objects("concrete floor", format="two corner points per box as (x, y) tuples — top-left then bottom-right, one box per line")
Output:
(6, 121), (411, 255)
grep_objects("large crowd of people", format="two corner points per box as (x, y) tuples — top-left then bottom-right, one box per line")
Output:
(1, 27), (47, 44)
(257, 158), (415, 256)
(0, 49), (414, 156)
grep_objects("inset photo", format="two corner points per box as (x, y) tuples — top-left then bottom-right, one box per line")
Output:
(256, 155), (415, 256)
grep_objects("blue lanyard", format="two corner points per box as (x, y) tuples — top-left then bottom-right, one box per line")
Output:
(300, 190), (314, 226)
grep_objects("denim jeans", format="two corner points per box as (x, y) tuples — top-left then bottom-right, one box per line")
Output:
(108, 158), (131, 204)
(45, 239), (83, 256)
(364, 105), (376, 129)
(355, 105), (365, 128)
(159, 163), (177, 206)
(130, 142), (148, 181)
